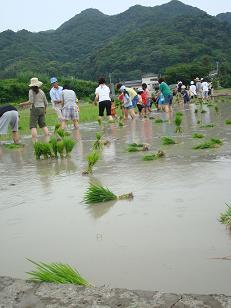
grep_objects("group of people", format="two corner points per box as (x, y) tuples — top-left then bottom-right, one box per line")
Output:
(0, 74), (214, 144)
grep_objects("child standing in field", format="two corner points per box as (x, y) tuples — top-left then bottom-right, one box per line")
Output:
(61, 84), (79, 129)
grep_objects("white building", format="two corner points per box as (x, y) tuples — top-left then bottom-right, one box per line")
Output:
(142, 74), (159, 91)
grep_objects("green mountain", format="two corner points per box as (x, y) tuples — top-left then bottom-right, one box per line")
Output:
(216, 12), (231, 24)
(0, 0), (230, 83)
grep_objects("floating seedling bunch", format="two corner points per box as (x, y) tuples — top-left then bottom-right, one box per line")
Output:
(27, 259), (90, 286)
(84, 182), (133, 204)
(127, 143), (150, 152)
(193, 138), (223, 149)
(192, 133), (204, 139)
(143, 150), (165, 161)
(174, 112), (183, 133)
(219, 203), (231, 229)
(161, 136), (176, 145)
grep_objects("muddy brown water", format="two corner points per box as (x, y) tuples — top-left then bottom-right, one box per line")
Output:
(0, 102), (231, 295)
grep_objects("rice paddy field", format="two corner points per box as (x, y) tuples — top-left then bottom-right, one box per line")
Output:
(0, 97), (231, 295)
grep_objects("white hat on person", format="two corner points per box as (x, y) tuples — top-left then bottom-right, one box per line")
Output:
(190, 81), (194, 85)
(137, 87), (143, 92)
(182, 85), (186, 89)
(29, 77), (43, 87)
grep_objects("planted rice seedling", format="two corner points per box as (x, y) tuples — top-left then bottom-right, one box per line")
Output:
(34, 142), (52, 159)
(56, 128), (65, 138)
(63, 136), (76, 156)
(92, 132), (104, 151)
(143, 150), (165, 161)
(127, 143), (150, 152)
(193, 138), (222, 149)
(174, 114), (183, 133)
(83, 150), (100, 175)
(34, 141), (44, 160)
(27, 259), (90, 286)
(49, 137), (58, 158)
(84, 182), (133, 204)
(219, 203), (231, 229)
(161, 136), (176, 145)
(192, 133), (204, 139)
(175, 111), (183, 117)
(225, 119), (231, 125)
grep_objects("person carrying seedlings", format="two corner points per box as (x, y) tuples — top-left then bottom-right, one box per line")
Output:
(158, 78), (173, 112)
(61, 84), (79, 129)
(181, 85), (190, 104)
(117, 85), (136, 119)
(94, 77), (113, 121)
(0, 105), (20, 144)
(49, 77), (63, 121)
(20, 77), (49, 139)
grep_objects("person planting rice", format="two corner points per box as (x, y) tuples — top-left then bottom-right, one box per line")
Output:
(158, 78), (173, 112)
(117, 85), (136, 119)
(94, 77), (113, 122)
(61, 84), (79, 129)
(20, 77), (49, 140)
(181, 85), (190, 104)
(189, 81), (197, 99)
(0, 105), (20, 144)
(142, 83), (152, 113)
(49, 77), (63, 121)
(137, 88), (144, 118)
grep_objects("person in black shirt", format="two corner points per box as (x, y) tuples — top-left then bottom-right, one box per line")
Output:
(0, 105), (20, 144)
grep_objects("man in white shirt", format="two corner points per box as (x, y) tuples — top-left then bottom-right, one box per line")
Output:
(49, 77), (63, 121)
(202, 79), (209, 100)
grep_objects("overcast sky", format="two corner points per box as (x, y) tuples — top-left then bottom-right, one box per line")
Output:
(1, 0), (230, 32)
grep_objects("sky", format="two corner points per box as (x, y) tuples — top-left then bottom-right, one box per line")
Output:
(1, 0), (230, 32)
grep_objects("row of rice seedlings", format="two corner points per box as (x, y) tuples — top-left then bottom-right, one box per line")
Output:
(84, 182), (133, 204)
(225, 119), (231, 125)
(143, 150), (165, 161)
(174, 113), (183, 133)
(193, 138), (223, 149)
(27, 259), (90, 286)
(192, 133), (204, 139)
(219, 203), (231, 229)
(161, 136), (176, 145)
(127, 143), (150, 152)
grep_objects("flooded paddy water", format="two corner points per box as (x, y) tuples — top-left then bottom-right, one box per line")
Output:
(0, 101), (231, 295)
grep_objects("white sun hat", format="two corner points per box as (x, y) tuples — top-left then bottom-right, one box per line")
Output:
(29, 77), (43, 87)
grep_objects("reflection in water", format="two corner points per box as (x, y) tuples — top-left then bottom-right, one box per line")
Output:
(86, 200), (116, 219)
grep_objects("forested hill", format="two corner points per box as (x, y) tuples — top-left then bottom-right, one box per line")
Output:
(0, 0), (230, 83)
(216, 12), (231, 24)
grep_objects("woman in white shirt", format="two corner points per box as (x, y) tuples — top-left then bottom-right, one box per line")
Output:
(95, 77), (113, 121)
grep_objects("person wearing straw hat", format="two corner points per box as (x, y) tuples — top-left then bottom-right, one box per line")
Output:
(21, 77), (49, 139)
(49, 77), (63, 121)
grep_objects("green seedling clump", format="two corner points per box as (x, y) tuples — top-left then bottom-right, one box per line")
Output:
(57, 140), (65, 158)
(161, 136), (176, 145)
(84, 182), (133, 204)
(127, 143), (150, 152)
(155, 118), (164, 123)
(192, 133), (204, 139)
(56, 128), (66, 138)
(174, 114), (183, 133)
(225, 120), (231, 125)
(219, 203), (231, 229)
(193, 138), (223, 149)
(175, 112), (183, 117)
(83, 150), (100, 175)
(27, 259), (90, 286)
(4, 143), (24, 149)
(200, 123), (214, 128)
(34, 141), (52, 159)
(63, 136), (76, 155)
(93, 132), (104, 151)
(143, 150), (165, 161)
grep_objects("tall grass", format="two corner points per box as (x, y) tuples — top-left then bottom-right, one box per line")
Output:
(27, 259), (90, 286)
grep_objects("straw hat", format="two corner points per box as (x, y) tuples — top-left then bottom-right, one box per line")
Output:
(29, 77), (43, 87)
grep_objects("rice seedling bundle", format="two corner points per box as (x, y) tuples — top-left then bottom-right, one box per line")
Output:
(127, 143), (150, 152)
(49, 137), (58, 157)
(34, 142), (44, 159)
(57, 140), (65, 158)
(200, 123), (215, 128)
(34, 142), (52, 159)
(192, 133), (204, 139)
(225, 120), (231, 125)
(174, 114), (183, 133)
(56, 128), (66, 138)
(83, 150), (100, 174)
(175, 112), (183, 117)
(63, 136), (76, 155)
(143, 150), (165, 161)
(155, 118), (164, 123)
(84, 183), (133, 204)
(92, 132), (104, 151)
(54, 123), (61, 132)
(27, 259), (90, 286)
(161, 136), (176, 145)
(219, 204), (231, 229)
(193, 138), (223, 149)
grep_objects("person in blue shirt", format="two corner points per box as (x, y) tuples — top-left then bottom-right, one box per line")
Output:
(49, 77), (63, 121)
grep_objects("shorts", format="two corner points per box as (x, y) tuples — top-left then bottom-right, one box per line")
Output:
(99, 100), (111, 116)
(137, 104), (143, 113)
(30, 107), (46, 129)
(132, 95), (139, 107)
(0, 110), (19, 134)
(62, 106), (79, 120)
(164, 95), (173, 105)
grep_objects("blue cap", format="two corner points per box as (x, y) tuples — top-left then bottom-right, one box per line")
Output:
(50, 77), (58, 84)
